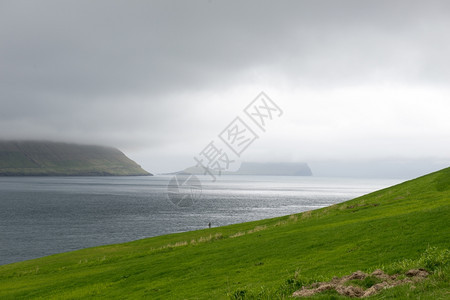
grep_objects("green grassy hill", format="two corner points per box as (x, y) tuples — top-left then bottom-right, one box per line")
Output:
(0, 168), (449, 299)
(0, 141), (150, 176)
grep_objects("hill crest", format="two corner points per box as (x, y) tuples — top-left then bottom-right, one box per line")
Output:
(0, 140), (151, 176)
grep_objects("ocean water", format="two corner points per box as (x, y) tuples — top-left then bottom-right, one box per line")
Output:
(0, 175), (402, 265)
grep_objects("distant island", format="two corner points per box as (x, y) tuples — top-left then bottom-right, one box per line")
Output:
(0, 141), (151, 176)
(169, 162), (313, 176)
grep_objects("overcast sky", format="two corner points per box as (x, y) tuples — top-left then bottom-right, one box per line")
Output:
(1, 0), (449, 174)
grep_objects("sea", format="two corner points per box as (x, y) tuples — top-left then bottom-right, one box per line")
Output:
(0, 175), (403, 265)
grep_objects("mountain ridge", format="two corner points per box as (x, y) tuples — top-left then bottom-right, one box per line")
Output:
(0, 140), (151, 176)
(167, 161), (313, 176)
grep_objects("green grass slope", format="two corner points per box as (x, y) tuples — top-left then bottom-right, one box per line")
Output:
(0, 141), (150, 176)
(0, 168), (449, 299)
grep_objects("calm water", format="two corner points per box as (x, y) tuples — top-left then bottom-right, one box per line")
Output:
(0, 175), (402, 265)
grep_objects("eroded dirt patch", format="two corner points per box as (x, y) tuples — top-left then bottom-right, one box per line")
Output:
(292, 268), (429, 298)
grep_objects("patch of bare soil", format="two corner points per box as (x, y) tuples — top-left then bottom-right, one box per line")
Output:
(292, 268), (429, 298)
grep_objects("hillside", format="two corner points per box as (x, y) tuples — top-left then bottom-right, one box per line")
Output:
(0, 141), (150, 176)
(0, 168), (448, 299)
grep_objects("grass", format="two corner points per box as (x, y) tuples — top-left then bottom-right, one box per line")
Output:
(0, 167), (449, 299)
(345, 276), (383, 289)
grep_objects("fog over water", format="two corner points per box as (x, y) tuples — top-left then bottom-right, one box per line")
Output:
(1, 1), (449, 176)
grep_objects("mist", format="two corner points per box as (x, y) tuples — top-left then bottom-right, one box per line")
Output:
(1, 0), (449, 176)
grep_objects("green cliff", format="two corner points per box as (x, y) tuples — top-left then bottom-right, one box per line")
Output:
(0, 141), (151, 176)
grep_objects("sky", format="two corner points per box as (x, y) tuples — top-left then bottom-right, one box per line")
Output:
(1, 0), (449, 176)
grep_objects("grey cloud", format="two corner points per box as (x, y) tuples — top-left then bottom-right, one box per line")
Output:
(4, 0), (449, 101)
(1, 0), (449, 172)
